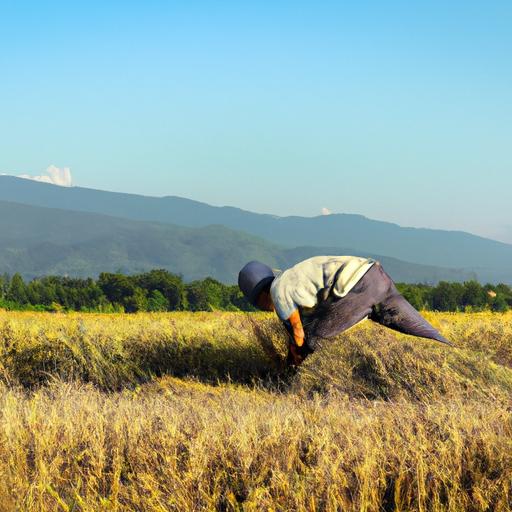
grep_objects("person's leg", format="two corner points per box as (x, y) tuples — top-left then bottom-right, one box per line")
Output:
(370, 280), (451, 345)
(303, 262), (451, 350)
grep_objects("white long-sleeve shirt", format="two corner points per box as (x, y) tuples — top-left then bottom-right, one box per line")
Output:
(270, 256), (376, 321)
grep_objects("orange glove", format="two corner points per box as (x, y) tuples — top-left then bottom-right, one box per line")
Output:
(288, 309), (305, 347)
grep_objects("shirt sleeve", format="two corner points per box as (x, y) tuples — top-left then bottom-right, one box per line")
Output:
(270, 267), (320, 321)
(270, 277), (298, 320)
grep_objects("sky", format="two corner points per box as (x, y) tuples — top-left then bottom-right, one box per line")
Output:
(1, 1), (511, 243)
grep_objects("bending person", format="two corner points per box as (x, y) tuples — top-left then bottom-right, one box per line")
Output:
(238, 256), (452, 366)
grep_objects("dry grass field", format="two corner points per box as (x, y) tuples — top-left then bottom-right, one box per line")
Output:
(0, 310), (510, 511)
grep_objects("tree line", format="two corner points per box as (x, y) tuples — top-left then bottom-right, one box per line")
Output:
(0, 270), (252, 313)
(396, 281), (511, 313)
(0, 270), (511, 313)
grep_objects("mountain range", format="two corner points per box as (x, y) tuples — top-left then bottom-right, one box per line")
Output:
(0, 175), (510, 283)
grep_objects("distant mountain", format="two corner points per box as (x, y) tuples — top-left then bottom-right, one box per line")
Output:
(1, 176), (510, 283)
(0, 200), (473, 283)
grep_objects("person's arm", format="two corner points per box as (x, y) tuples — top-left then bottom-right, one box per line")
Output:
(288, 309), (305, 347)
(286, 310), (310, 366)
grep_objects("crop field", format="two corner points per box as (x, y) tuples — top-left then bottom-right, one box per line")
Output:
(0, 310), (510, 511)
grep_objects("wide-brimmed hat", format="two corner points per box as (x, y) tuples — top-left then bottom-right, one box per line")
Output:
(238, 261), (276, 306)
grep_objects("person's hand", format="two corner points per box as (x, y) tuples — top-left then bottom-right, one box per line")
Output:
(287, 341), (313, 366)
(288, 343), (305, 366)
(283, 311), (311, 367)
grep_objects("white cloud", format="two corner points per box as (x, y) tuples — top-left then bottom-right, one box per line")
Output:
(18, 165), (73, 187)
(321, 207), (332, 216)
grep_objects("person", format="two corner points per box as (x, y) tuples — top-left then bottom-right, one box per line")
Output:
(238, 256), (452, 366)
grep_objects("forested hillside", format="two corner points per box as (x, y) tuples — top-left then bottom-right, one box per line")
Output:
(0, 200), (473, 283)
(1, 176), (511, 283)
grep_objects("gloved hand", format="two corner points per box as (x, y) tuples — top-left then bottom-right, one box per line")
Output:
(283, 316), (311, 366)
(286, 340), (312, 366)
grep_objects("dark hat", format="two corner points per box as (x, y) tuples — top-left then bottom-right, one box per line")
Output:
(238, 261), (276, 306)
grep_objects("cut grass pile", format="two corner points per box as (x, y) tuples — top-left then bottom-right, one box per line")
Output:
(0, 310), (510, 511)
(0, 312), (279, 389)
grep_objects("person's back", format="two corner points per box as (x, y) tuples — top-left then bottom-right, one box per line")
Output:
(270, 255), (375, 322)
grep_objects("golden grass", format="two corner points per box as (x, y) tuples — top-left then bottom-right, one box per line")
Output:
(0, 311), (510, 511)
(294, 320), (512, 403)
(0, 312), (281, 389)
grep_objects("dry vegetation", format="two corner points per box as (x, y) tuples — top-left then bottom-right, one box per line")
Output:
(0, 310), (511, 511)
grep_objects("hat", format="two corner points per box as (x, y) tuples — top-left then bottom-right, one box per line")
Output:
(238, 261), (276, 306)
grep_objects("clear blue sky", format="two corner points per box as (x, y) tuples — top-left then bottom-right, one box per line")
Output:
(1, 1), (511, 242)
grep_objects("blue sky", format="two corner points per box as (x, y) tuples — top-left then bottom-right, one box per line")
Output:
(1, 1), (511, 243)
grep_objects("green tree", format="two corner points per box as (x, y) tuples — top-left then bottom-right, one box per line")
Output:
(124, 287), (148, 313)
(461, 280), (487, 310)
(6, 273), (28, 304)
(135, 269), (185, 310)
(495, 284), (512, 307)
(0, 274), (9, 299)
(431, 281), (463, 311)
(98, 273), (136, 305)
(147, 290), (168, 312)
(185, 281), (210, 311)
(185, 278), (235, 311)
(491, 295), (509, 313)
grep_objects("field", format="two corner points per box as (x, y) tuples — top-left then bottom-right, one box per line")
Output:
(0, 311), (511, 511)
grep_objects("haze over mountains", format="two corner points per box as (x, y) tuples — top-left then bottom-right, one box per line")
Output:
(1, 176), (510, 284)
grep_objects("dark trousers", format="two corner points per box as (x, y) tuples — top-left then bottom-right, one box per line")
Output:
(301, 263), (449, 351)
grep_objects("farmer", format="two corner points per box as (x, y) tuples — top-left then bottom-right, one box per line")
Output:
(238, 256), (451, 366)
